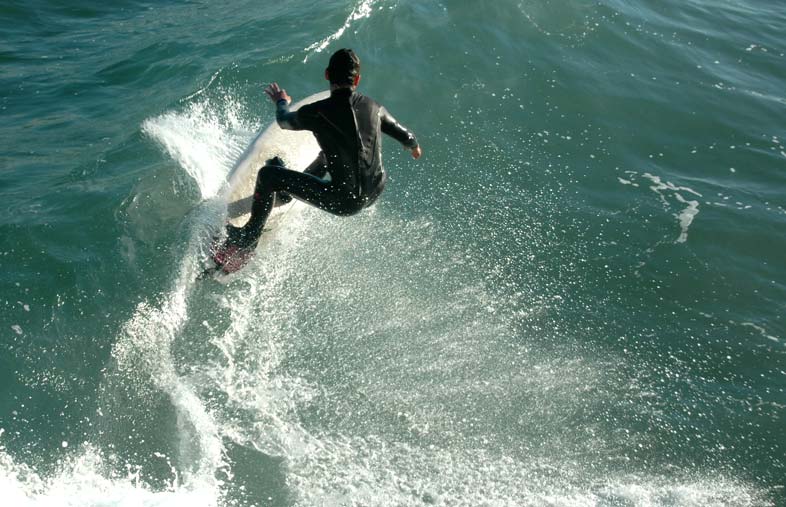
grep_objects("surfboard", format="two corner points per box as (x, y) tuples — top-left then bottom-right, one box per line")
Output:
(201, 91), (328, 278)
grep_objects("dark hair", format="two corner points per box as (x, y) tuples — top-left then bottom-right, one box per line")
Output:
(326, 48), (361, 86)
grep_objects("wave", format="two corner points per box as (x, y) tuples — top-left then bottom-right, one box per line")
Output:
(0, 72), (774, 507)
(303, 0), (383, 61)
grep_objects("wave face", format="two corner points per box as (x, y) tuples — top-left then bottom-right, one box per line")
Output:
(1, 0), (785, 505)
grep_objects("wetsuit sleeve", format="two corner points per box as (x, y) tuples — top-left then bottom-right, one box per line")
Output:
(276, 100), (316, 131)
(380, 106), (418, 149)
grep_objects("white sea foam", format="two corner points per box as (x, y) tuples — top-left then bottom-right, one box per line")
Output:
(674, 193), (700, 243)
(142, 98), (255, 200)
(641, 172), (702, 199)
(0, 445), (216, 507)
(621, 172), (704, 244)
(0, 95), (300, 506)
(3, 97), (264, 505)
(184, 212), (770, 506)
(281, 439), (767, 506)
(3, 205), (233, 507)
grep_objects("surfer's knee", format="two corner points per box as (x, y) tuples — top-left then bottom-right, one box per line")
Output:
(255, 164), (278, 186)
(258, 156), (286, 173)
(253, 168), (276, 198)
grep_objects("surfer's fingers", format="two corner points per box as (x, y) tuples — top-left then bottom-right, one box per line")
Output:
(264, 83), (291, 104)
(264, 88), (280, 103)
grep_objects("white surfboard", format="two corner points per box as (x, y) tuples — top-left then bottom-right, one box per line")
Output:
(202, 91), (328, 278)
(224, 90), (328, 227)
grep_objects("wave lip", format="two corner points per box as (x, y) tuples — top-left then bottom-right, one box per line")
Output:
(303, 0), (381, 60)
(142, 98), (254, 200)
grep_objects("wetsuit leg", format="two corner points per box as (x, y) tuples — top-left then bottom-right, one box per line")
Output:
(237, 159), (361, 244)
(276, 154), (328, 205)
(242, 167), (325, 240)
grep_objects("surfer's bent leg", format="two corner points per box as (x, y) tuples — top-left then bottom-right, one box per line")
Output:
(243, 170), (324, 239)
(236, 159), (333, 243)
(276, 154), (328, 205)
(228, 157), (364, 248)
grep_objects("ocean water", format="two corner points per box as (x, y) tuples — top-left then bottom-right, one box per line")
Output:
(1, 0), (785, 505)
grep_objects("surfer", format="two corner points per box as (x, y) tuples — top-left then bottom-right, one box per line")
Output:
(215, 48), (421, 263)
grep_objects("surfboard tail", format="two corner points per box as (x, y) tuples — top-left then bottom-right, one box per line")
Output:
(212, 243), (256, 274)
(198, 235), (257, 280)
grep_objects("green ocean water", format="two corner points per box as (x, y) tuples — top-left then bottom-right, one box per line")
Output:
(1, 0), (785, 505)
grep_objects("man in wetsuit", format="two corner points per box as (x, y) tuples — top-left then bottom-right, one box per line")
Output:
(217, 48), (421, 262)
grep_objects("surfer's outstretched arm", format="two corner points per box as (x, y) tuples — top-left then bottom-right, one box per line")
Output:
(274, 99), (303, 130)
(381, 107), (422, 159)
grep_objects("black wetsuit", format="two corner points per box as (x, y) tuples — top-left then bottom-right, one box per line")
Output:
(237, 88), (418, 243)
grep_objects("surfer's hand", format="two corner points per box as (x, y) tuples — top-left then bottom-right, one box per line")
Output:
(410, 145), (422, 159)
(265, 83), (291, 104)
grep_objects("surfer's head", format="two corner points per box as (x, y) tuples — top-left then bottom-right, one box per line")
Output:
(326, 48), (361, 89)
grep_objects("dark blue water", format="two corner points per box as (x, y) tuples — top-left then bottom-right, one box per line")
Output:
(1, 1), (784, 505)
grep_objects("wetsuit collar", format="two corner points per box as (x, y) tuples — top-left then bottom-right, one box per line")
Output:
(330, 87), (355, 97)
